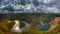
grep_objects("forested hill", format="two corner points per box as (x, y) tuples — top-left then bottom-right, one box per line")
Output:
(0, 13), (60, 20)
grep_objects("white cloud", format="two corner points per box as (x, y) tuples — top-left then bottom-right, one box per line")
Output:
(47, 7), (59, 13)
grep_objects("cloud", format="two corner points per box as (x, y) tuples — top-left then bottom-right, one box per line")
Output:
(0, 0), (60, 13)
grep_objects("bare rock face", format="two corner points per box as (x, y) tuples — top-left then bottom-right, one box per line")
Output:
(48, 17), (60, 32)
(9, 20), (30, 33)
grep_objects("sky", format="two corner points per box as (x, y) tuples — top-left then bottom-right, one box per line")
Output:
(0, 0), (60, 14)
